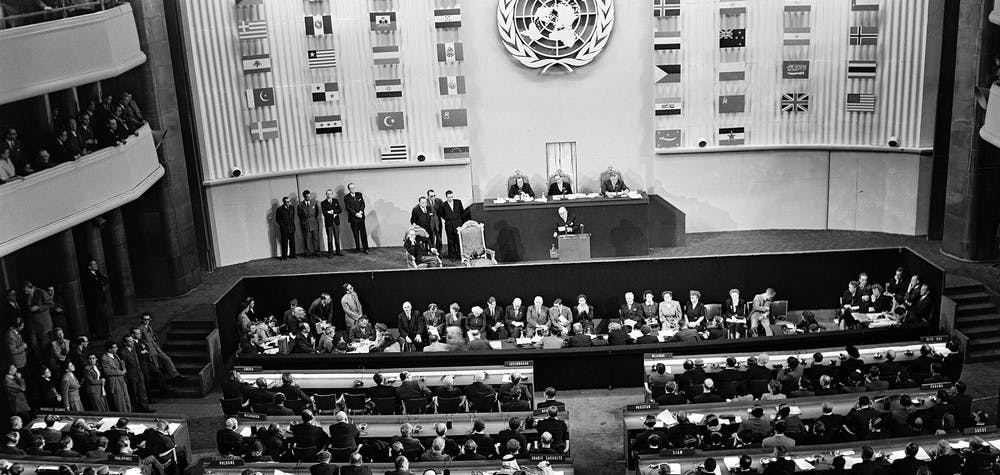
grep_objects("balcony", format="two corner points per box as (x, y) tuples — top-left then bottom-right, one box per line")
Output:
(0, 3), (146, 104)
(0, 124), (162, 256)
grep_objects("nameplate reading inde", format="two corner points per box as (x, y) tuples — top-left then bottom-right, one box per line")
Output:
(921, 382), (951, 390)
(235, 366), (262, 372)
(661, 448), (695, 456)
(626, 403), (658, 412)
(108, 454), (140, 463)
(646, 353), (672, 359)
(963, 425), (996, 435)
(237, 412), (266, 420)
(504, 360), (531, 367)
(530, 454), (566, 462)
(206, 457), (245, 467)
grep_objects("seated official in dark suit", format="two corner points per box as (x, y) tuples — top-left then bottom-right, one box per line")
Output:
(851, 446), (887, 475)
(601, 172), (629, 195)
(552, 206), (579, 239)
(216, 418), (245, 456)
(548, 175), (573, 196)
(328, 412), (360, 450)
(566, 323), (592, 347)
(906, 284), (934, 325)
(508, 176), (535, 198)
(310, 451), (338, 475)
(889, 442), (926, 475)
(291, 410), (330, 450)
(404, 229), (440, 268)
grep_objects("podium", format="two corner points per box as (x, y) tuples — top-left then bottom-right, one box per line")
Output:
(558, 233), (591, 261)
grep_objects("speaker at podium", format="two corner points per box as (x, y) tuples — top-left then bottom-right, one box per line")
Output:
(557, 233), (591, 261)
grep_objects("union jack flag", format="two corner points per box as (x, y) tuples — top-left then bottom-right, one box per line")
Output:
(781, 93), (809, 112)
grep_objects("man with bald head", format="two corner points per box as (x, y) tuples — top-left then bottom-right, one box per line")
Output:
(397, 301), (425, 351)
(216, 417), (245, 456)
(566, 323), (592, 347)
(328, 411), (360, 451)
(505, 298), (526, 338)
(553, 207), (578, 239)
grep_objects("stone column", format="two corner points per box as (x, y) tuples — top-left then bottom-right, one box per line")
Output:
(75, 221), (114, 308)
(103, 209), (137, 315)
(53, 230), (89, 337)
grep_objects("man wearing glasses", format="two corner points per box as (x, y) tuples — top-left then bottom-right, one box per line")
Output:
(138, 313), (185, 385)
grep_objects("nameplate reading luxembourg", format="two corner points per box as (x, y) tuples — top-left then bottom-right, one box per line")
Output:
(237, 412), (267, 420)
(107, 454), (140, 463)
(626, 403), (659, 412)
(205, 457), (245, 467)
(504, 360), (532, 367)
(235, 366), (263, 372)
(530, 454), (566, 462)
(963, 425), (997, 435)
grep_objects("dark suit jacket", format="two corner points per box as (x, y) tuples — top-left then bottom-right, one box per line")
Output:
(140, 429), (175, 457)
(635, 335), (660, 345)
(81, 269), (108, 303)
(548, 181), (572, 196)
(608, 330), (629, 346)
(464, 382), (496, 399)
(555, 216), (578, 236)
(504, 305), (526, 327)
(439, 199), (465, 227)
(725, 299), (748, 317)
(851, 460), (887, 475)
(290, 333), (314, 353)
(216, 429), (245, 455)
(321, 198), (342, 226)
(329, 422), (360, 449)
(566, 334), (592, 347)
(508, 183), (534, 198)
(763, 458), (797, 475)
(310, 462), (339, 475)
(410, 205), (436, 233)
(889, 456), (925, 475)
(291, 423), (329, 449)
(601, 179), (627, 193)
(397, 311), (426, 341)
(340, 467), (373, 475)
(908, 296), (934, 323)
(298, 200), (321, 231)
(396, 380), (430, 401)
(344, 193), (366, 223)
(275, 204), (296, 233)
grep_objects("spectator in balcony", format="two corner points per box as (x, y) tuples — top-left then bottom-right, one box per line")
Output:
(110, 105), (140, 138)
(64, 119), (84, 155)
(118, 92), (145, 130)
(97, 118), (127, 148)
(0, 146), (20, 183)
(52, 130), (81, 163)
(95, 95), (114, 125)
(30, 149), (53, 171)
(3, 128), (25, 172)
(101, 341), (131, 412)
(45, 286), (67, 332)
(77, 113), (98, 153)
(22, 280), (52, 355)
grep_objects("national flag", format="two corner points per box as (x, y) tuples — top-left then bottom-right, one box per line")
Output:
(373, 45), (400, 65)
(783, 2), (811, 13)
(783, 27), (811, 46)
(719, 95), (746, 113)
(248, 119), (279, 141)
(441, 108), (468, 127)
(375, 79), (403, 98)
(849, 26), (878, 46)
(237, 20), (267, 40)
(380, 144), (408, 160)
(314, 115), (343, 134)
(304, 15), (333, 36)
(377, 112), (405, 130)
(655, 64), (681, 84)
(782, 60), (810, 79)
(851, 0), (879, 11)
(310, 82), (340, 102)
(370, 11), (397, 32)
(443, 146), (470, 159)
(718, 127), (745, 146)
(848, 60), (877, 78)
(655, 129), (681, 149)
(719, 62), (745, 81)
(437, 42), (465, 62)
(654, 97), (681, 116)
(307, 49), (337, 69)
(719, 28), (746, 48)
(236, 0), (262, 6)
(780, 93), (809, 112)
(245, 87), (274, 108)
(653, 0), (680, 17)
(846, 93), (876, 112)
(438, 76), (467, 95)
(241, 53), (271, 74)
(719, 1), (746, 15)
(654, 31), (681, 50)
(434, 8), (461, 28)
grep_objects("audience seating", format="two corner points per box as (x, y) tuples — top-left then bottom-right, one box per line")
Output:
(209, 461), (576, 475)
(236, 364), (534, 393)
(33, 411), (192, 464)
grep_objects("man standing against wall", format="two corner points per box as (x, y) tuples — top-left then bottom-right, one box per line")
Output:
(81, 260), (108, 337)
(439, 190), (465, 261)
(298, 190), (321, 258)
(321, 189), (343, 257)
(275, 196), (296, 260)
(344, 183), (369, 254)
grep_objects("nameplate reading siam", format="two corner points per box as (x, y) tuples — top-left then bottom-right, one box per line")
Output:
(919, 335), (948, 343)
(661, 448), (695, 456)
(921, 382), (951, 390)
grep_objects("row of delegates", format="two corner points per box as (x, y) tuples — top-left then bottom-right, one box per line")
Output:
(274, 184), (370, 261)
(507, 171), (630, 198)
(838, 271), (935, 330)
(619, 288), (779, 339)
(408, 189), (468, 261)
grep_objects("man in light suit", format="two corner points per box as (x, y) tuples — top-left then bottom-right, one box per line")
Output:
(298, 190), (321, 257)
(344, 183), (369, 253)
(275, 196), (296, 260)
(438, 190), (465, 261)
(320, 189), (343, 257)
(526, 296), (549, 337)
(341, 283), (363, 328)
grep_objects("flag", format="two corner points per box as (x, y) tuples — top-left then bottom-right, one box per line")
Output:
(849, 26), (878, 45)
(851, 0), (879, 11)
(653, 0), (680, 17)
(719, 62), (745, 81)
(441, 108), (468, 127)
(654, 97), (681, 116)
(370, 11), (397, 32)
(846, 93), (876, 112)
(437, 42), (465, 62)
(307, 49), (337, 69)
(718, 127), (745, 146)
(783, 2), (811, 13)
(443, 146), (470, 159)
(310, 82), (339, 102)
(304, 15), (333, 36)
(783, 27), (811, 46)
(236, 0), (262, 6)
(782, 60), (810, 79)
(780, 93), (809, 112)
(314, 115), (343, 134)
(848, 60), (877, 79)
(373, 45), (400, 65)
(237, 20), (267, 40)
(241, 53), (271, 74)
(434, 8), (461, 28)
(438, 76), (467, 95)
(380, 145), (408, 160)
(719, 1), (746, 15)
(719, 95), (746, 113)
(655, 129), (681, 149)
(249, 119), (279, 141)
(655, 64), (681, 84)
(719, 28), (746, 48)
(245, 87), (274, 108)
(654, 31), (681, 50)
(377, 112), (405, 130)
(375, 79), (403, 98)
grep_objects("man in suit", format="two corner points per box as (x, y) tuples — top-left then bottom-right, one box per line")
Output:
(1, 289), (22, 330)
(51, 130), (81, 163)
(340, 453), (373, 475)
(620, 291), (643, 323)
(328, 412), (360, 451)
(118, 335), (152, 412)
(267, 393), (295, 415)
(291, 410), (329, 450)
(885, 267), (907, 296)
(548, 174), (573, 196)
(508, 176), (534, 198)
(397, 302), (425, 351)
(409, 197), (436, 240)
(852, 446), (887, 475)
(321, 189), (343, 257)
(138, 420), (175, 458)
(341, 283), (363, 329)
(764, 446), (797, 475)
(526, 296), (549, 337)
(384, 455), (413, 475)
(761, 420), (796, 450)
(566, 323), (592, 347)
(467, 330), (493, 351)
(290, 323), (315, 354)
(692, 379), (725, 403)
(298, 190), (322, 257)
(463, 371), (496, 401)
(552, 206), (579, 240)
(601, 172), (629, 195)
(634, 325), (660, 344)
(97, 117), (128, 148)
(534, 405), (569, 453)
(889, 442), (925, 475)
(395, 371), (431, 404)
(81, 259), (110, 337)
(425, 190), (444, 252)
(483, 297), (507, 340)
(504, 298), (527, 338)
(275, 196), (297, 260)
(906, 284), (934, 325)
(438, 190), (465, 261)
(308, 292), (335, 335)
(607, 322), (629, 346)
(748, 288), (776, 336)
(216, 418), (245, 456)
(310, 450), (339, 475)
(21, 280), (52, 356)
(343, 183), (369, 253)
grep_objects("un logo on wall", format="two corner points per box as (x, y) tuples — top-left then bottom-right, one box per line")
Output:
(497, 0), (615, 74)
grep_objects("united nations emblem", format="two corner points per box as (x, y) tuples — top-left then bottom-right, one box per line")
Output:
(497, 0), (615, 73)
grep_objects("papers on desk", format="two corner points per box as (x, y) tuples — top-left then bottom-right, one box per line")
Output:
(240, 426), (253, 437)
(623, 319), (638, 328)
(658, 330), (677, 342)
(511, 321), (524, 327)
(557, 316), (570, 326)
(724, 457), (742, 470)
(275, 469), (295, 475)
(515, 338), (533, 345)
(794, 459), (815, 471)
(30, 421), (68, 431)
(167, 423), (181, 435)
(788, 406), (802, 416)
(628, 330), (645, 340)
(718, 415), (742, 424)
(122, 468), (142, 475)
(489, 341), (503, 350)
(988, 439), (1000, 451)
(888, 448), (930, 462)
(99, 417), (120, 432)
(688, 413), (705, 424)
(950, 440), (970, 450)
(841, 457), (863, 469)
(127, 423), (148, 434)
(656, 408), (677, 426)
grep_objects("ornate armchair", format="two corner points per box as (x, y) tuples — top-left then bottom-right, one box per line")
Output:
(457, 220), (497, 267)
(548, 169), (573, 195)
(505, 170), (534, 198)
(599, 165), (628, 194)
(404, 225), (442, 269)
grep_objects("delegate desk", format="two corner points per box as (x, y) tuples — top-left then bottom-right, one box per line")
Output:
(205, 460), (576, 475)
(634, 431), (1000, 475)
(483, 192), (650, 261)
(622, 389), (938, 461)
(1, 460), (143, 474)
(34, 411), (192, 463)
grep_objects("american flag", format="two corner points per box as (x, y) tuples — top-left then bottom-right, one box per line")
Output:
(846, 93), (876, 112)
(780, 93), (809, 112)
(380, 145), (408, 160)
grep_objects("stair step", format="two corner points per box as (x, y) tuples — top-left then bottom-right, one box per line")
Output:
(170, 320), (215, 329)
(956, 313), (1000, 324)
(946, 284), (987, 295)
(955, 303), (997, 316)
(967, 336), (1000, 350)
(164, 341), (205, 352)
(162, 388), (203, 399)
(961, 325), (1000, 337)
(950, 293), (993, 305)
(967, 347), (1000, 362)
(166, 328), (211, 338)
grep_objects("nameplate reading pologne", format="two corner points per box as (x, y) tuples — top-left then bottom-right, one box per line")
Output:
(661, 448), (695, 456)
(504, 360), (532, 367)
(646, 353), (672, 359)
(921, 382), (951, 390)
(108, 454), (140, 463)
(237, 412), (266, 420)
(530, 454), (566, 462)
(627, 403), (658, 412)
(235, 366), (262, 372)
(920, 335), (948, 343)
(963, 425), (996, 435)
(205, 457), (245, 467)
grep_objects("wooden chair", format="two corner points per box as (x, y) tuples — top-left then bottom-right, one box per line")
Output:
(506, 170), (533, 198)
(467, 394), (498, 413)
(548, 169), (573, 195)
(457, 220), (496, 267)
(155, 447), (178, 475)
(342, 393), (367, 415)
(285, 399), (308, 414)
(435, 396), (464, 414)
(770, 300), (789, 321)
(219, 397), (244, 416)
(311, 393), (336, 414)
